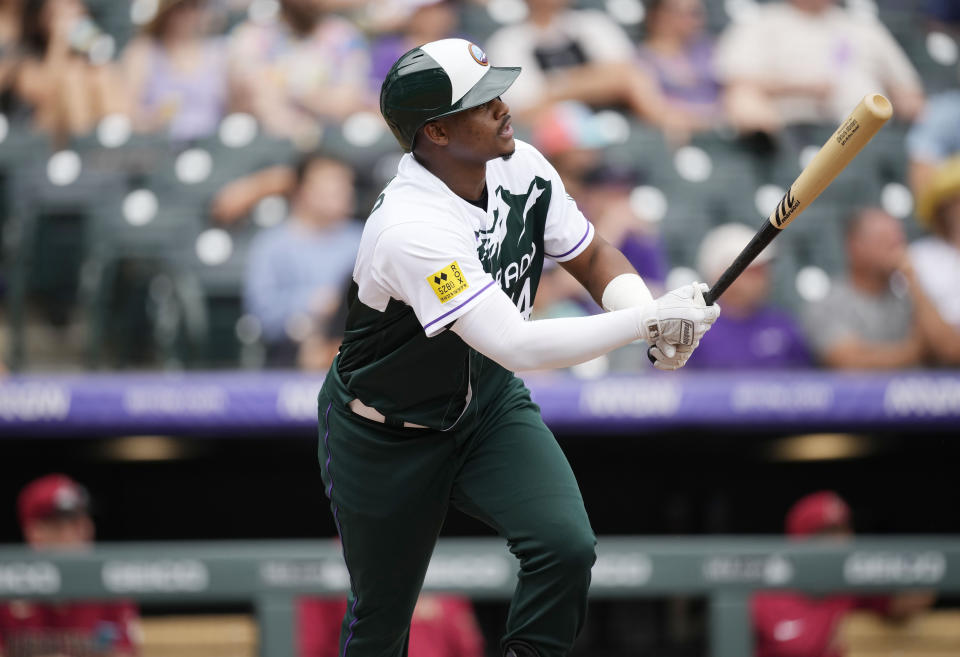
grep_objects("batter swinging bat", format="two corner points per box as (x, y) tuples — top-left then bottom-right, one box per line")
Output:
(702, 93), (893, 306)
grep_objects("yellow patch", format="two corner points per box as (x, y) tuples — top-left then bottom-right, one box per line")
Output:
(427, 261), (469, 303)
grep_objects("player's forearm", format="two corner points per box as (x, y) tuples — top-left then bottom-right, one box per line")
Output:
(452, 291), (644, 371)
(560, 235), (639, 307)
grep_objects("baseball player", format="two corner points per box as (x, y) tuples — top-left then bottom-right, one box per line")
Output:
(0, 474), (141, 657)
(316, 38), (720, 657)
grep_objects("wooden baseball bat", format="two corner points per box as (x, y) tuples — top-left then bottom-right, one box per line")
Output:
(702, 93), (893, 306)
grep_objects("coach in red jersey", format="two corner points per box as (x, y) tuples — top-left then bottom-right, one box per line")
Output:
(0, 474), (140, 657)
(752, 491), (934, 657)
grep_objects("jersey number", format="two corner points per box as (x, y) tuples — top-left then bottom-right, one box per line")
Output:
(514, 278), (532, 320)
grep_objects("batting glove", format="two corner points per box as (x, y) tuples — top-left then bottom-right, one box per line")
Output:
(641, 283), (719, 344)
(648, 340), (697, 371)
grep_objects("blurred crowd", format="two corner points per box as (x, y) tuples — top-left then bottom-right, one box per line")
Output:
(0, 0), (958, 374)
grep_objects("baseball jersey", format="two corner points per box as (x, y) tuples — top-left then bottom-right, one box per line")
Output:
(0, 599), (140, 656)
(335, 139), (594, 430)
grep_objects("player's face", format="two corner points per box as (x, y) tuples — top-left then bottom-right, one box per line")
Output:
(25, 514), (94, 550)
(441, 96), (515, 163)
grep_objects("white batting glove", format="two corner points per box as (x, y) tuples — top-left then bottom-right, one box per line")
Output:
(648, 340), (697, 371)
(640, 282), (720, 347)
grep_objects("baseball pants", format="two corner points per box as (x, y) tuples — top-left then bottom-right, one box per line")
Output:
(316, 368), (596, 657)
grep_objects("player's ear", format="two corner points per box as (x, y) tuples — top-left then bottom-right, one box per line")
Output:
(421, 121), (449, 147)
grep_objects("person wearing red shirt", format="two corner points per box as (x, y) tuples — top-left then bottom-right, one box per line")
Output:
(0, 474), (141, 657)
(752, 491), (934, 657)
(299, 594), (484, 657)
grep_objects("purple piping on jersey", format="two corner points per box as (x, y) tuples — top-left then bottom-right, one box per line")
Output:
(322, 402), (360, 657)
(423, 280), (496, 331)
(545, 221), (592, 259)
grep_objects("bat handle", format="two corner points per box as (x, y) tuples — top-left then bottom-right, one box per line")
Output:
(646, 219), (780, 364)
(702, 220), (780, 306)
(703, 287), (718, 307)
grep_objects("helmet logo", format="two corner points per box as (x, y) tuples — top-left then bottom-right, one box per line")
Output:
(468, 43), (489, 66)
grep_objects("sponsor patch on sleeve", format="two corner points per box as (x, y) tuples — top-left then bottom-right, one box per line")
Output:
(427, 261), (469, 303)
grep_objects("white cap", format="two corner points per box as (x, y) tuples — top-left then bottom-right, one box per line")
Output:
(697, 223), (775, 283)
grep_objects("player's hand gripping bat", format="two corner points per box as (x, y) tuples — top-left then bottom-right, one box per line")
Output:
(702, 93), (893, 306)
(647, 94), (893, 365)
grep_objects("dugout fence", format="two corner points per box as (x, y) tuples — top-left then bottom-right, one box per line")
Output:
(1, 537), (959, 657)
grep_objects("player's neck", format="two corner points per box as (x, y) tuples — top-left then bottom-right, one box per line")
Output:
(415, 152), (488, 203)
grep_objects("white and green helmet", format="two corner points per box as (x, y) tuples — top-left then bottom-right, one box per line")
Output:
(379, 38), (521, 151)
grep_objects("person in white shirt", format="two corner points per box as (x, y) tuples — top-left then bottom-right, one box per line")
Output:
(714, 0), (924, 134)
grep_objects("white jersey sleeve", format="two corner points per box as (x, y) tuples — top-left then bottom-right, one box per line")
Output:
(362, 221), (499, 337)
(526, 144), (595, 261)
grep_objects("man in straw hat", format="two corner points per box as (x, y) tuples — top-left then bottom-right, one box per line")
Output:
(904, 155), (960, 365)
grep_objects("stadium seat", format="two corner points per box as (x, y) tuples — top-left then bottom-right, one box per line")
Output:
(80, 197), (203, 368)
(162, 222), (259, 369)
(4, 155), (128, 369)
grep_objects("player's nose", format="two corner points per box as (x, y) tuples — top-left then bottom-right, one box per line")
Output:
(492, 96), (510, 118)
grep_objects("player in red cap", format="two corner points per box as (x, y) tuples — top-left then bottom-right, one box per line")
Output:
(0, 474), (141, 657)
(752, 491), (934, 657)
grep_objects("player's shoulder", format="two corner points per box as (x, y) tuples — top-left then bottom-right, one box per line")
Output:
(360, 170), (460, 249)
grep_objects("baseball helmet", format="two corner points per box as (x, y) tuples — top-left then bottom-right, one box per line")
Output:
(380, 38), (521, 152)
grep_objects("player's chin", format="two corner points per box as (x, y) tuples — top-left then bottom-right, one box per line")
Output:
(497, 136), (516, 161)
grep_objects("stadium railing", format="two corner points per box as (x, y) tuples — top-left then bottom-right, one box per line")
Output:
(1, 536), (958, 657)
(0, 369), (958, 435)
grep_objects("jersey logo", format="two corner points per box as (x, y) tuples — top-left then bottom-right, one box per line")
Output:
(477, 180), (546, 262)
(427, 261), (469, 303)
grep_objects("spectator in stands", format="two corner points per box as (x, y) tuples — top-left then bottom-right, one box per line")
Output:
(905, 155), (960, 365)
(532, 102), (668, 293)
(636, 0), (722, 135)
(926, 0), (960, 30)
(906, 82), (960, 195)
(15, 0), (127, 142)
(227, 0), (371, 147)
(485, 0), (691, 140)
(688, 223), (810, 369)
(0, 0), (23, 113)
(296, 277), (349, 371)
(368, 0), (458, 90)
(802, 207), (925, 369)
(243, 153), (362, 366)
(714, 0), (924, 136)
(299, 593), (484, 657)
(121, 0), (227, 141)
(752, 491), (934, 657)
(0, 474), (141, 657)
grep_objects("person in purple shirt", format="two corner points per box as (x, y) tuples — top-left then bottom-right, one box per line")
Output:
(687, 223), (811, 369)
(369, 0), (459, 93)
(636, 0), (722, 138)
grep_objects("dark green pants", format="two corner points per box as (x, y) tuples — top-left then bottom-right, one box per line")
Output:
(317, 368), (596, 657)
